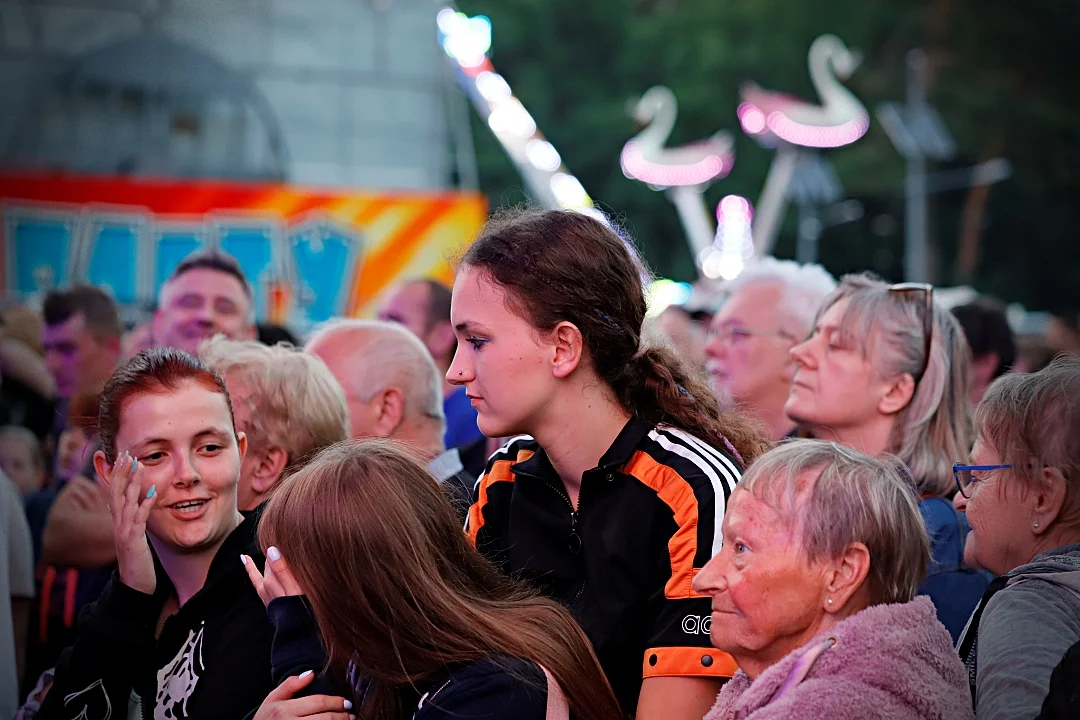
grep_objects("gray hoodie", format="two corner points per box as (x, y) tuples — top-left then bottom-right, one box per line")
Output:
(958, 542), (1080, 720)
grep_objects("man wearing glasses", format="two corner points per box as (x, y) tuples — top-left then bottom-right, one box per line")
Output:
(704, 258), (836, 441)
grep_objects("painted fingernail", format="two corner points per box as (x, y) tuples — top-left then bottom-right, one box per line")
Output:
(240, 554), (247, 566)
(267, 546), (281, 562)
(146, 485), (156, 499)
(343, 700), (353, 710)
(299, 670), (313, 679)
(131, 457), (138, 472)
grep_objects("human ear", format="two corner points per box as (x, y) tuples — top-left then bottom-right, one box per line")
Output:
(551, 322), (584, 379)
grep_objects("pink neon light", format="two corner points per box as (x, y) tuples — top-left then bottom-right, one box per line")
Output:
(620, 142), (731, 187)
(718, 194), (753, 220)
(738, 104), (767, 135)
(738, 101), (869, 148)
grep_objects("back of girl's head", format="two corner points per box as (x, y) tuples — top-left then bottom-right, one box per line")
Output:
(818, 273), (972, 495)
(259, 438), (622, 720)
(98, 347), (234, 463)
(463, 207), (767, 464)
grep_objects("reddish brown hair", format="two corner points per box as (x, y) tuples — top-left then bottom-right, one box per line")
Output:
(97, 347), (235, 463)
(461, 208), (767, 464)
(259, 439), (623, 720)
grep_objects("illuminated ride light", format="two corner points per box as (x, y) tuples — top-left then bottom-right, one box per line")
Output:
(437, 7), (600, 216)
(738, 103), (870, 149)
(737, 35), (870, 151)
(620, 86), (734, 189)
(699, 195), (754, 281)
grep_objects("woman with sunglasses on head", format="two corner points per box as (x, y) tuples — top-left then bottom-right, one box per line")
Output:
(449, 208), (768, 719)
(783, 273), (987, 641)
(954, 356), (1080, 720)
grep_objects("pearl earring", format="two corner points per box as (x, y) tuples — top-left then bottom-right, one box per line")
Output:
(827, 598), (833, 605)
(1033, 521), (1040, 529)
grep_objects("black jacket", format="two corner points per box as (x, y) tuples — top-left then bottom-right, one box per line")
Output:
(37, 512), (275, 720)
(266, 595), (549, 720)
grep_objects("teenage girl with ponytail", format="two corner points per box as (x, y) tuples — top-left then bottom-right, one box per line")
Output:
(449, 209), (768, 719)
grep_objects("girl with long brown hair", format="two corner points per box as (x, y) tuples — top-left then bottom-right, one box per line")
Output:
(448, 208), (769, 718)
(244, 439), (622, 720)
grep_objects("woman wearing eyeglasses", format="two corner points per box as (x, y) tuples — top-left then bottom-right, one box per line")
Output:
(954, 355), (1080, 720)
(783, 272), (987, 641)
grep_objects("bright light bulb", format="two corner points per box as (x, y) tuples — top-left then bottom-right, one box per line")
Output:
(717, 254), (744, 280)
(436, 8), (458, 36)
(699, 249), (723, 279)
(487, 99), (536, 137)
(476, 72), (512, 102)
(525, 139), (562, 171)
(738, 104), (767, 135)
(442, 14), (492, 68)
(550, 173), (589, 208)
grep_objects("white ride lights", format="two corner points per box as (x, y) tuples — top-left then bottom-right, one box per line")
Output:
(438, 10), (873, 283)
(699, 195), (755, 281)
(436, 8), (602, 220)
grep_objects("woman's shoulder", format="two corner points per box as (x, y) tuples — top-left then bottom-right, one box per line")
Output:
(414, 656), (546, 720)
(638, 424), (743, 490)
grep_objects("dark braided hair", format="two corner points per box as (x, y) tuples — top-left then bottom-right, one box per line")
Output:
(460, 208), (768, 465)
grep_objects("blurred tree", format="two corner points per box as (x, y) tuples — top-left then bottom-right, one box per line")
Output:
(458, 0), (1078, 312)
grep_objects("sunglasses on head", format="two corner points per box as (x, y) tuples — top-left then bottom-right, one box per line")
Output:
(888, 282), (933, 384)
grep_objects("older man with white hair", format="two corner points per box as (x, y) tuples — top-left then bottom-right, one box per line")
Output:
(705, 258), (837, 441)
(305, 319), (474, 520)
(200, 337), (351, 511)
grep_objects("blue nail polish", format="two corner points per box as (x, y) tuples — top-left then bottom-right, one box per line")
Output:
(147, 485), (156, 499)
(131, 457), (138, 472)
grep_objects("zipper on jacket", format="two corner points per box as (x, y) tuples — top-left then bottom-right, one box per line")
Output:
(517, 464), (590, 604)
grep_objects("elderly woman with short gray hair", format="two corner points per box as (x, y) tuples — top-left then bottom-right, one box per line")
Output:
(955, 355), (1080, 720)
(694, 439), (972, 719)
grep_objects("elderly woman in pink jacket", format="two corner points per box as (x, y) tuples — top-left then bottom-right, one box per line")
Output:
(693, 439), (972, 720)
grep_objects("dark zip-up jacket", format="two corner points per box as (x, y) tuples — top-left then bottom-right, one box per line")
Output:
(266, 595), (548, 719)
(36, 511), (274, 720)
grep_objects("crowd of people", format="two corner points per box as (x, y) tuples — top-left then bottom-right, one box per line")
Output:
(0, 207), (1077, 720)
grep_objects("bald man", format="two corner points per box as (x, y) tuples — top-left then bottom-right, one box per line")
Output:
(378, 279), (483, 449)
(305, 319), (474, 521)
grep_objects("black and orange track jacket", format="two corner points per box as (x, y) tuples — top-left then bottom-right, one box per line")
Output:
(466, 416), (742, 715)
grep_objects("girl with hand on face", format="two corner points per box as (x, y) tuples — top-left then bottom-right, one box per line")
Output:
(449, 209), (768, 719)
(34, 349), (348, 720)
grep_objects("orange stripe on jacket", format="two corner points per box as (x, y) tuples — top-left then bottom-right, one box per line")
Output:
(642, 646), (738, 679)
(465, 449), (534, 547)
(623, 449), (706, 599)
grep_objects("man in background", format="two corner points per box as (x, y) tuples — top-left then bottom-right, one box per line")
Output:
(42, 286), (121, 406)
(705, 258), (837, 441)
(307, 319), (474, 521)
(951, 297), (1017, 405)
(378, 279), (483, 450)
(154, 251), (256, 356)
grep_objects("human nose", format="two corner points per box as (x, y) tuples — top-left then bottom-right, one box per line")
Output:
(446, 345), (473, 386)
(172, 451), (200, 487)
(953, 488), (968, 512)
(790, 336), (816, 369)
(705, 329), (729, 360)
(692, 548), (729, 596)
